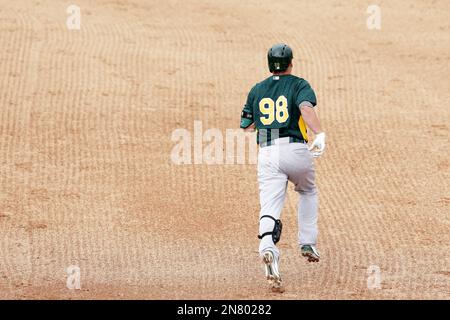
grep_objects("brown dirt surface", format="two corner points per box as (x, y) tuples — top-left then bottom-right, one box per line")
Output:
(0, 0), (449, 300)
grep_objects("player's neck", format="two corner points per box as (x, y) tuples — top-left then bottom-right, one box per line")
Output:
(272, 71), (291, 76)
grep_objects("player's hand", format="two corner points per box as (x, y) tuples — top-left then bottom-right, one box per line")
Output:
(309, 132), (326, 158)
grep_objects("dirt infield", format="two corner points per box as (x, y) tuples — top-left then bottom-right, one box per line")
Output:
(0, 0), (449, 299)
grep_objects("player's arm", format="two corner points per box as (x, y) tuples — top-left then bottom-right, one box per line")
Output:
(243, 122), (256, 132)
(301, 104), (326, 158)
(240, 106), (254, 131)
(300, 103), (322, 134)
(240, 86), (256, 131)
(295, 80), (325, 158)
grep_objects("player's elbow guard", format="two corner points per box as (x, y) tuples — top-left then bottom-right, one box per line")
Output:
(240, 109), (254, 129)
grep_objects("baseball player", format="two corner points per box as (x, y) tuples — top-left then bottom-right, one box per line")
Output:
(240, 44), (326, 293)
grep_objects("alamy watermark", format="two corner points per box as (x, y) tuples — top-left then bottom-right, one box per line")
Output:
(171, 121), (261, 165)
(366, 5), (381, 30)
(367, 265), (382, 289)
(170, 121), (287, 165)
(66, 5), (81, 30)
(66, 265), (81, 290)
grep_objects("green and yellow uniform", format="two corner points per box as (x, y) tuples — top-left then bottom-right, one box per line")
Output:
(240, 74), (317, 145)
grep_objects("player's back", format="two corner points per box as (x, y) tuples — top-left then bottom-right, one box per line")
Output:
(250, 74), (316, 144)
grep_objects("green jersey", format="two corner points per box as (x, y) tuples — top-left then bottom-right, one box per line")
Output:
(241, 74), (317, 144)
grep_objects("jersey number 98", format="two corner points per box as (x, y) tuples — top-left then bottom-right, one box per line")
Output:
(259, 96), (289, 126)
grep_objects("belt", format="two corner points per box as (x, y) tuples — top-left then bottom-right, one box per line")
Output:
(259, 137), (307, 148)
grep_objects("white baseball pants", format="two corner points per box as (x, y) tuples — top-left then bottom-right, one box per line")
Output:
(258, 138), (318, 259)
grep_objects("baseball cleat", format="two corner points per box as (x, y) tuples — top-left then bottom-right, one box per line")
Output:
(261, 250), (285, 293)
(301, 245), (320, 263)
(270, 279), (285, 293)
